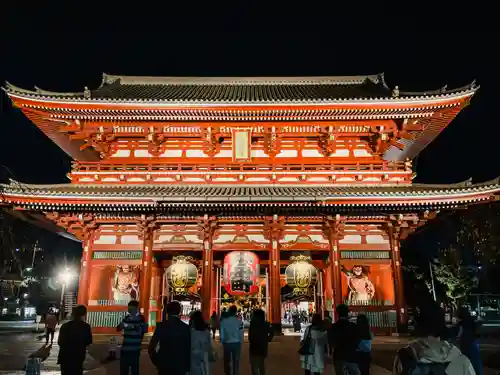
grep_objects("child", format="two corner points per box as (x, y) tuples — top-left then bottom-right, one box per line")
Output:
(107, 336), (119, 360)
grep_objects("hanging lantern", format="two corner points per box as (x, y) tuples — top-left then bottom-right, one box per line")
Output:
(285, 255), (318, 295)
(223, 251), (260, 296)
(166, 256), (198, 294)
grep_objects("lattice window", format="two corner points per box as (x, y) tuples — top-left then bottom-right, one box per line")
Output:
(92, 251), (142, 260)
(340, 251), (390, 259)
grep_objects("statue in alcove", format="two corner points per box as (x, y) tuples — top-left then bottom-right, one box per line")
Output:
(112, 265), (139, 302)
(342, 265), (374, 304)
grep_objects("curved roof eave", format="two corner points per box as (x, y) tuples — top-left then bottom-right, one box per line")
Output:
(4, 81), (479, 108)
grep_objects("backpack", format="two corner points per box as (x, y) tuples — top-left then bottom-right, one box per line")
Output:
(398, 347), (450, 375)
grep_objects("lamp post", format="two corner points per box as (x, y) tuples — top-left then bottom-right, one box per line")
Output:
(58, 268), (74, 321)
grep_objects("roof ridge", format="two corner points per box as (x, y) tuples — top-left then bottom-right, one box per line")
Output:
(399, 81), (479, 97)
(101, 73), (384, 86)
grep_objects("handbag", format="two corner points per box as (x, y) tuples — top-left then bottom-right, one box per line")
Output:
(298, 326), (314, 355)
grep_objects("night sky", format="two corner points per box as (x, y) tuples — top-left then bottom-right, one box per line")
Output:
(0, 33), (498, 256)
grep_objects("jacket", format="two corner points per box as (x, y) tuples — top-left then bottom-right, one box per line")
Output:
(393, 338), (475, 375)
(220, 316), (244, 344)
(148, 315), (191, 375)
(248, 320), (274, 357)
(330, 318), (360, 363)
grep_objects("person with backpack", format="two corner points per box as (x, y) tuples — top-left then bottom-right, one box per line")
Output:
(393, 304), (475, 375)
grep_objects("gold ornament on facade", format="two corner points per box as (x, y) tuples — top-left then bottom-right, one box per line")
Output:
(166, 256), (198, 294)
(285, 255), (318, 295)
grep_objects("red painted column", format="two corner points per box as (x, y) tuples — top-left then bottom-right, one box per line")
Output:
(211, 266), (219, 315)
(201, 216), (215, 321)
(268, 215), (283, 333)
(77, 228), (95, 305)
(324, 265), (334, 313)
(325, 216), (343, 319)
(140, 234), (155, 320)
(389, 223), (408, 329)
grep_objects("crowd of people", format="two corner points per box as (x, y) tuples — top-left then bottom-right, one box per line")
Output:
(27, 298), (485, 375)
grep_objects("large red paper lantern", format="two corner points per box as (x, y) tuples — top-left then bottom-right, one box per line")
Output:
(223, 251), (260, 296)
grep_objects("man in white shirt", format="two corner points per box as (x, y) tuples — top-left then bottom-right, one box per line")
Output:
(220, 305), (244, 375)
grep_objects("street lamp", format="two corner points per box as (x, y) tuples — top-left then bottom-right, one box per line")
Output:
(58, 268), (74, 320)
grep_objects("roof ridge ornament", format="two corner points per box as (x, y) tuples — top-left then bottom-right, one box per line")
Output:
(441, 85), (448, 93)
(392, 86), (399, 98)
(470, 80), (477, 90)
(377, 73), (389, 88)
(83, 87), (91, 99)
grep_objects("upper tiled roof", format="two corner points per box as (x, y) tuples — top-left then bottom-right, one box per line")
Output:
(3, 73), (478, 105)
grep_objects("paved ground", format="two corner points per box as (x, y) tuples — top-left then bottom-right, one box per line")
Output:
(0, 331), (101, 372)
(0, 332), (499, 374)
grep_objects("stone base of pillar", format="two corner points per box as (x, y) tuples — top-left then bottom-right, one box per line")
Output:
(271, 322), (283, 335)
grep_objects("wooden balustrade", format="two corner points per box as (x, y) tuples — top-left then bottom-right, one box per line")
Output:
(72, 161), (407, 174)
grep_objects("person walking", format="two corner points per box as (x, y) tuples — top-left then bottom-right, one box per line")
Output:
(117, 300), (148, 375)
(189, 310), (215, 375)
(393, 304), (475, 375)
(148, 301), (191, 375)
(248, 309), (274, 375)
(220, 305), (244, 375)
(210, 311), (219, 340)
(299, 313), (328, 375)
(57, 305), (93, 375)
(356, 314), (373, 375)
(44, 310), (58, 345)
(456, 307), (482, 375)
(329, 304), (360, 375)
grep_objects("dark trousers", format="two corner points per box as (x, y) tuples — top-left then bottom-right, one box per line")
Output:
(212, 327), (217, 339)
(60, 363), (83, 375)
(357, 352), (371, 375)
(304, 371), (319, 375)
(45, 328), (55, 344)
(223, 342), (241, 375)
(120, 351), (140, 375)
(334, 360), (361, 375)
(250, 354), (266, 375)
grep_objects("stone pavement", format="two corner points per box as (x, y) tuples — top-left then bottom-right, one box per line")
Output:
(95, 337), (391, 375)
(0, 331), (101, 373)
(2, 332), (499, 375)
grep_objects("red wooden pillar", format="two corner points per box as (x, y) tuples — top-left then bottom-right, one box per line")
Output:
(388, 223), (408, 329)
(269, 241), (282, 331)
(77, 228), (95, 306)
(201, 215), (215, 321)
(324, 265), (334, 314)
(139, 233), (155, 321)
(325, 216), (342, 319)
(211, 266), (219, 315)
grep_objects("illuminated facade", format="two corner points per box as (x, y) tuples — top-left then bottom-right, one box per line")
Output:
(1, 74), (499, 333)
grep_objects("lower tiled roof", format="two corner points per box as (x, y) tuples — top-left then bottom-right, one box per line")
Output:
(2, 179), (499, 203)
